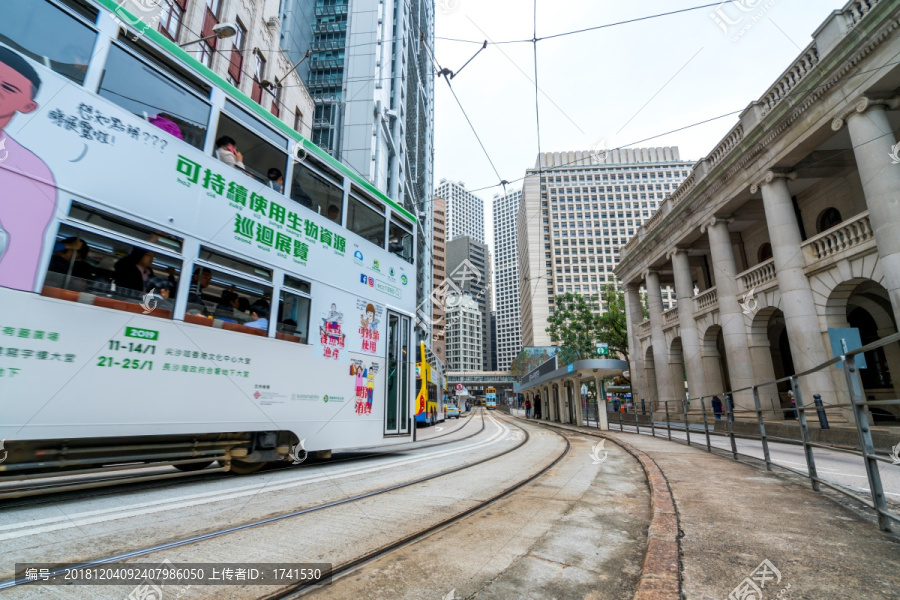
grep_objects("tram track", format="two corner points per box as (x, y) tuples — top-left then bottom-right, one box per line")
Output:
(0, 411), (524, 592)
(268, 412), (572, 599)
(0, 411), (485, 508)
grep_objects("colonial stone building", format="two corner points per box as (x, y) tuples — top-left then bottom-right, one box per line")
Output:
(615, 0), (900, 426)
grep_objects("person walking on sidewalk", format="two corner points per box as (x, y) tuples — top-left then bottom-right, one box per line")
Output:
(524, 399), (532, 419)
(711, 395), (723, 421)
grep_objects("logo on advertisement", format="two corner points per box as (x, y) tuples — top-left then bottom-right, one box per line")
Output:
(389, 267), (395, 277)
(368, 277), (374, 287)
(354, 250), (364, 262)
(401, 275), (408, 286)
(290, 439), (308, 465)
(254, 391), (261, 399)
(323, 395), (329, 403)
(373, 259), (380, 271)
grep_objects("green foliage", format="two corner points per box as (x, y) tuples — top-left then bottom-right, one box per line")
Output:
(510, 348), (552, 377)
(545, 292), (601, 365)
(596, 284), (630, 363)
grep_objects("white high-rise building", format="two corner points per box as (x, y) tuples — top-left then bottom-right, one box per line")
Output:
(492, 187), (523, 371)
(519, 148), (691, 347)
(445, 295), (482, 372)
(435, 179), (485, 243)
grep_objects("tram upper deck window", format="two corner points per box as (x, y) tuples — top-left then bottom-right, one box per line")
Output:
(347, 194), (385, 249)
(42, 225), (183, 321)
(98, 42), (210, 149)
(214, 112), (287, 186)
(0, 0), (97, 86)
(290, 162), (343, 223)
(388, 218), (413, 264)
(69, 202), (183, 253)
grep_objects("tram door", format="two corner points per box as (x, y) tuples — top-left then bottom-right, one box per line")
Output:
(385, 312), (411, 435)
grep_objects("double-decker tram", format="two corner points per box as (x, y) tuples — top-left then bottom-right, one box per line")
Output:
(414, 343), (444, 426)
(485, 387), (497, 410)
(0, 0), (417, 475)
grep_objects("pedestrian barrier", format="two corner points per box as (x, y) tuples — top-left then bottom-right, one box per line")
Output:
(608, 331), (900, 532)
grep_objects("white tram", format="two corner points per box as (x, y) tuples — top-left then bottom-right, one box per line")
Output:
(0, 0), (417, 474)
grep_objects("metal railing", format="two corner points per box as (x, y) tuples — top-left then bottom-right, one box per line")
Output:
(607, 331), (900, 532)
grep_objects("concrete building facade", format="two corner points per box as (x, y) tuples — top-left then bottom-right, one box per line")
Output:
(432, 196), (447, 361)
(616, 0), (900, 426)
(445, 295), (482, 372)
(493, 187), (523, 371)
(518, 149), (690, 347)
(436, 179), (485, 243)
(446, 236), (493, 371)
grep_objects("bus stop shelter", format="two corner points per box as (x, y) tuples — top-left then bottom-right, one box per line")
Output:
(514, 359), (628, 430)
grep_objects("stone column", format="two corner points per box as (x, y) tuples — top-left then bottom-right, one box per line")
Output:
(753, 173), (840, 420)
(877, 327), (900, 401)
(624, 283), (649, 406)
(702, 217), (757, 412)
(645, 270), (678, 407)
(838, 99), (900, 324)
(669, 249), (707, 400)
(573, 379), (585, 426)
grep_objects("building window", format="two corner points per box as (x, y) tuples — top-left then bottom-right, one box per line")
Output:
(158, 0), (187, 41)
(817, 207), (842, 233)
(758, 243), (773, 262)
(226, 19), (246, 86)
(252, 51), (267, 103)
(294, 108), (304, 133)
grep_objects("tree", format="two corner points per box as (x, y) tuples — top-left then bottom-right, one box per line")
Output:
(545, 292), (601, 365)
(596, 284), (630, 363)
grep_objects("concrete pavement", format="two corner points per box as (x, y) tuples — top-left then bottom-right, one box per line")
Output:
(536, 419), (900, 599)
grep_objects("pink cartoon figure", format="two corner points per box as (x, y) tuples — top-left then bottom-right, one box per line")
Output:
(0, 46), (57, 292)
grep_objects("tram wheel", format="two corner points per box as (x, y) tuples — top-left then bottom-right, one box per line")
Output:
(224, 459), (265, 475)
(173, 460), (214, 472)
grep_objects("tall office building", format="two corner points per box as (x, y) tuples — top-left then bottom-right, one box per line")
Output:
(280, 0), (435, 343)
(447, 236), (492, 370)
(445, 295), (482, 372)
(519, 148), (690, 347)
(435, 179), (485, 243)
(492, 187), (523, 371)
(432, 196), (447, 361)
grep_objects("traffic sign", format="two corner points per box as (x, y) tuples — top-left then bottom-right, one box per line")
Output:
(455, 383), (464, 391)
(596, 343), (609, 356)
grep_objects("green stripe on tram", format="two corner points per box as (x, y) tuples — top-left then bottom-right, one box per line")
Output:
(93, 0), (416, 224)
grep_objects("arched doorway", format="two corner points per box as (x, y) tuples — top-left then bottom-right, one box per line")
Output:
(644, 345), (658, 411)
(763, 309), (797, 420)
(701, 325), (729, 398)
(669, 337), (687, 400)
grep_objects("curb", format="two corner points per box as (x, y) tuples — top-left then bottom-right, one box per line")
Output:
(523, 420), (682, 599)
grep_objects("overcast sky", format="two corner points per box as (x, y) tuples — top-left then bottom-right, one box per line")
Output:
(432, 0), (849, 270)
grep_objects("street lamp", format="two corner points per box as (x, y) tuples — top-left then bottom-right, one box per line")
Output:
(178, 22), (237, 47)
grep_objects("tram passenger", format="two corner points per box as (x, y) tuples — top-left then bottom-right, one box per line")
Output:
(187, 267), (213, 314)
(113, 248), (155, 294)
(326, 204), (340, 223)
(267, 168), (284, 194)
(245, 299), (270, 330)
(214, 136), (245, 170)
(388, 238), (404, 255)
(48, 237), (82, 275)
(146, 276), (175, 312)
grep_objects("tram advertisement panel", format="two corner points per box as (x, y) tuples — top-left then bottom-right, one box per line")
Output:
(0, 289), (392, 450)
(0, 43), (412, 310)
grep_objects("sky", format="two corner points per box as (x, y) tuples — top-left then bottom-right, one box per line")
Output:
(432, 0), (850, 271)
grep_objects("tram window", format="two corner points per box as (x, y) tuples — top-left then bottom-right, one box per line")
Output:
(347, 195), (386, 248)
(290, 162), (343, 222)
(69, 202), (183, 253)
(99, 44), (210, 149)
(214, 113), (288, 185)
(188, 250), (272, 338)
(0, 0), (97, 86)
(41, 225), (182, 321)
(278, 276), (312, 344)
(388, 219), (413, 264)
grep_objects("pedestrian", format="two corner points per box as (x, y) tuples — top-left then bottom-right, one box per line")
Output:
(524, 399), (532, 419)
(711, 395), (723, 421)
(787, 390), (797, 419)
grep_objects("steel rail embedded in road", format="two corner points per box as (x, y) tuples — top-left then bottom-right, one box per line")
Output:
(0, 411), (522, 592)
(265, 412), (572, 599)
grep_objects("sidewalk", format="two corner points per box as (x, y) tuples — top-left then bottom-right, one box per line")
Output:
(539, 421), (900, 599)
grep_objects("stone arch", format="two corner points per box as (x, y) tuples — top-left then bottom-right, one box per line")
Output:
(816, 206), (843, 233)
(701, 324), (728, 397)
(669, 336), (686, 400)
